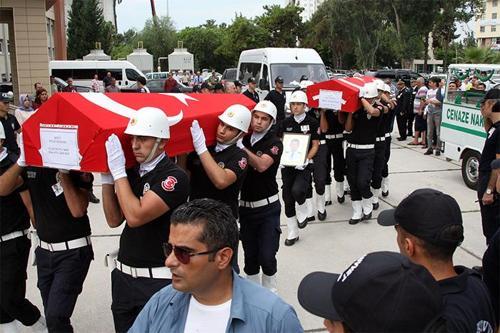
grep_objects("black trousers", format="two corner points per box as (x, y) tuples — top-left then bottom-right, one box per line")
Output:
(396, 112), (407, 139)
(346, 148), (375, 201)
(407, 112), (415, 136)
(0, 236), (40, 325)
(382, 136), (392, 178)
(312, 144), (328, 195)
(281, 166), (312, 217)
(326, 138), (345, 183)
(36, 245), (93, 333)
(371, 141), (387, 189)
(478, 174), (500, 244)
(239, 201), (281, 276)
(111, 269), (171, 333)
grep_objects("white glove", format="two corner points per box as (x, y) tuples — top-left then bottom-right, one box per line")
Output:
(190, 120), (207, 155)
(236, 138), (244, 149)
(105, 134), (127, 181)
(295, 159), (311, 170)
(17, 133), (26, 167)
(100, 173), (114, 185)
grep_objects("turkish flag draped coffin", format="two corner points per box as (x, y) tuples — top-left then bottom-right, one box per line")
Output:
(306, 75), (376, 112)
(22, 93), (256, 172)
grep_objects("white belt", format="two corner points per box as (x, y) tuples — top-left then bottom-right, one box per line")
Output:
(39, 236), (91, 252)
(384, 133), (391, 138)
(376, 136), (386, 142)
(319, 140), (326, 145)
(116, 260), (172, 279)
(325, 134), (344, 139)
(0, 229), (29, 242)
(239, 194), (279, 209)
(347, 143), (375, 149)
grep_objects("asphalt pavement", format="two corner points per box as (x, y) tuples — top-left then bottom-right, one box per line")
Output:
(20, 136), (486, 333)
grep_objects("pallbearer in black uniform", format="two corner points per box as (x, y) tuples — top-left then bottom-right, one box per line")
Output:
(380, 84), (397, 198)
(187, 104), (251, 219)
(323, 109), (346, 204)
(101, 107), (189, 332)
(278, 90), (319, 246)
(239, 101), (283, 293)
(345, 83), (382, 224)
(1, 128), (95, 332)
(0, 122), (46, 333)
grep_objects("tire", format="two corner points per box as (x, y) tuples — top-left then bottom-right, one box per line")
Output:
(461, 150), (481, 190)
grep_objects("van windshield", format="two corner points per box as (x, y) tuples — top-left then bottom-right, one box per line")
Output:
(271, 64), (328, 88)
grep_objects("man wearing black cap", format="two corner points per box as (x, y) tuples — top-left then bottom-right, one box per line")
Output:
(478, 88), (500, 243)
(378, 188), (496, 333)
(298, 251), (446, 333)
(0, 92), (20, 155)
(200, 82), (213, 94)
(243, 77), (260, 104)
(264, 76), (286, 126)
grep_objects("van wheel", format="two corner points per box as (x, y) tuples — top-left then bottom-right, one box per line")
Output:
(461, 150), (481, 190)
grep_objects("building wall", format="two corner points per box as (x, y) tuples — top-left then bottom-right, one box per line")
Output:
(475, 0), (500, 47)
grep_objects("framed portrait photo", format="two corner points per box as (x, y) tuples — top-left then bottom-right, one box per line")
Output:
(280, 133), (310, 167)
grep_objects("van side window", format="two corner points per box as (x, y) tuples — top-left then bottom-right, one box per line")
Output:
(238, 63), (261, 83)
(262, 64), (269, 85)
(52, 69), (72, 80)
(72, 69), (97, 80)
(126, 69), (142, 81)
(97, 69), (122, 81)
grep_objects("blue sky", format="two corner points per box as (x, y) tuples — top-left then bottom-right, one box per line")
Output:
(116, 0), (285, 32)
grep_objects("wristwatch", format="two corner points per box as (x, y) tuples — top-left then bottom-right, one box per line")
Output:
(486, 188), (493, 195)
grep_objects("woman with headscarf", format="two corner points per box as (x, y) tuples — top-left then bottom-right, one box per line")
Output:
(14, 94), (35, 126)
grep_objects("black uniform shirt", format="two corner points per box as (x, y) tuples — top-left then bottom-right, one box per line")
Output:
(187, 145), (248, 218)
(348, 106), (382, 145)
(243, 89), (260, 104)
(325, 111), (344, 135)
(381, 100), (396, 134)
(375, 103), (389, 138)
(1, 114), (20, 154)
(307, 108), (326, 140)
(479, 121), (500, 174)
(278, 114), (320, 152)
(0, 150), (29, 236)
(21, 167), (92, 243)
(265, 90), (286, 123)
(119, 156), (189, 268)
(438, 266), (496, 333)
(240, 131), (283, 201)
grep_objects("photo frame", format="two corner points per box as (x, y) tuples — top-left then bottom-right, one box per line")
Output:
(280, 133), (310, 167)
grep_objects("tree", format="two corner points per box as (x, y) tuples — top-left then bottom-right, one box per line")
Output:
(462, 47), (500, 64)
(111, 29), (138, 60)
(67, 0), (107, 59)
(255, 5), (304, 47)
(137, 16), (177, 67)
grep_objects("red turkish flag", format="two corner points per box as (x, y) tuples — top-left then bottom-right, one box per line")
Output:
(306, 75), (376, 112)
(21, 93), (256, 172)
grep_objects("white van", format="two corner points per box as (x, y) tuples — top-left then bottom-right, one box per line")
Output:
(440, 64), (500, 189)
(49, 60), (146, 90)
(237, 48), (328, 101)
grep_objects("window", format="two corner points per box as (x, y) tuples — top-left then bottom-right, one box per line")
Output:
(72, 69), (97, 80)
(0, 39), (3, 54)
(52, 69), (73, 80)
(493, 13), (498, 19)
(493, 0), (498, 7)
(492, 25), (497, 32)
(480, 26), (485, 32)
(125, 68), (142, 81)
(97, 69), (122, 81)
(238, 63), (262, 82)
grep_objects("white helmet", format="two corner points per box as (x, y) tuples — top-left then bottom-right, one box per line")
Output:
(218, 104), (251, 133)
(382, 84), (391, 93)
(299, 80), (314, 90)
(290, 90), (308, 104)
(359, 83), (378, 99)
(125, 107), (170, 139)
(374, 79), (385, 91)
(0, 122), (5, 140)
(253, 100), (277, 121)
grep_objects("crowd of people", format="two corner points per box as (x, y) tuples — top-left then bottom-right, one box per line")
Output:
(0, 69), (499, 333)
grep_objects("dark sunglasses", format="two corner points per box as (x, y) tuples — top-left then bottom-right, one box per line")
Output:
(162, 243), (221, 265)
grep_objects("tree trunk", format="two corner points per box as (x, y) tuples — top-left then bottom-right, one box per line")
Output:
(423, 33), (429, 73)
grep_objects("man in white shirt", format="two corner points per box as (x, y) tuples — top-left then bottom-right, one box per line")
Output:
(424, 77), (443, 156)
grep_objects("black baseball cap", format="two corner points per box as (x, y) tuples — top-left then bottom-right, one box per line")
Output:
(275, 76), (284, 83)
(234, 80), (242, 87)
(0, 91), (13, 102)
(214, 82), (224, 91)
(378, 188), (464, 246)
(480, 88), (500, 111)
(298, 251), (444, 333)
(247, 77), (256, 84)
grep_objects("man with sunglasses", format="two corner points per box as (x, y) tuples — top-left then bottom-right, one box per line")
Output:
(101, 107), (189, 332)
(129, 199), (303, 333)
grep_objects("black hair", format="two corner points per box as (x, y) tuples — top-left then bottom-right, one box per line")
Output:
(171, 199), (238, 258)
(401, 225), (462, 262)
(137, 76), (147, 85)
(429, 77), (441, 85)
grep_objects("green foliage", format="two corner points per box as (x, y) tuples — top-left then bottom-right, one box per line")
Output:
(462, 47), (500, 64)
(67, 0), (109, 59)
(255, 5), (304, 47)
(137, 16), (177, 66)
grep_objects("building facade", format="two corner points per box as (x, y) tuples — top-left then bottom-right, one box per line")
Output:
(475, 0), (500, 48)
(287, 0), (324, 22)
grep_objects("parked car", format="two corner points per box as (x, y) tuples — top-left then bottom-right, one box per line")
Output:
(121, 79), (193, 93)
(54, 77), (91, 92)
(221, 68), (237, 83)
(368, 69), (422, 85)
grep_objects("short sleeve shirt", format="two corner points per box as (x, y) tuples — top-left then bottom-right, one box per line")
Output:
(0, 151), (29, 235)
(264, 90), (286, 123)
(187, 145), (248, 218)
(347, 107), (382, 145)
(242, 90), (260, 104)
(240, 131), (283, 201)
(479, 121), (500, 174)
(119, 156), (189, 268)
(21, 167), (92, 243)
(1, 114), (20, 154)
(325, 110), (344, 135)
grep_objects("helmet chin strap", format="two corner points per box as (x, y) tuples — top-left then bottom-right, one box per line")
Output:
(222, 131), (244, 146)
(144, 138), (161, 163)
